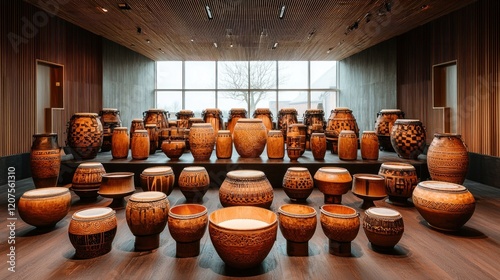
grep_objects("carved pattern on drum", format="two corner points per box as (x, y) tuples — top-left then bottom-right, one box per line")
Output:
(320, 214), (360, 242)
(253, 108), (274, 131)
(374, 110), (404, 136)
(326, 108), (359, 138)
(189, 124), (215, 160)
(209, 223), (277, 266)
(390, 120), (426, 159)
(67, 114), (103, 159)
(278, 108), (298, 140)
(72, 164), (106, 189)
(363, 217), (404, 236)
(68, 228), (117, 259)
(140, 173), (175, 195)
(411, 196), (475, 213)
(426, 134), (469, 184)
(168, 214), (208, 243)
(143, 109), (169, 130)
(378, 166), (418, 198)
(282, 168), (314, 201)
(219, 173), (274, 208)
(30, 150), (60, 184)
(126, 199), (169, 235)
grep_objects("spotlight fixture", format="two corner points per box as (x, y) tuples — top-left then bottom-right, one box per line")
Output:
(117, 3), (131, 10)
(137, 27), (142, 34)
(205, 5), (213, 20)
(421, 4), (430, 11)
(307, 30), (316, 41)
(327, 48), (333, 54)
(279, 5), (286, 19)
(146, 39), (151, 44)
(272, 42), (278, 49)
(159, 48), (165, 54)
(97, 6), (108, 13)
(213, 42), (218, 48)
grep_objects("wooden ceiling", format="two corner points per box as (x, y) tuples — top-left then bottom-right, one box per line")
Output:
(25, 0), (477, 61)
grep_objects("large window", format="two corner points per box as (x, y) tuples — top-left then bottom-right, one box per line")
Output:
(156, 61), (338, 121)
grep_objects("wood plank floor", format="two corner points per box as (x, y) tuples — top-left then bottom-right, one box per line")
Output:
(1, 178), (500, 280)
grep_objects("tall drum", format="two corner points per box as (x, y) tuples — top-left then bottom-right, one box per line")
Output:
(189, 123), (215, 160)
(202, 108), (223, 135)
(360, 131), (379, 160)
(267, 130), (285, 159)
(374, 109), (404, 151)
(99, 108), (122, 152)
(226, 108), (247, 134)
(130, 118), (145, 148)
(303, 109), (326, 147)
(143, 108), (169, 130)
(338, 130), (358, 160)
(233, 119), (267, 158)
(253, 108), (274, 131)
(175, 110), (194, 128)
(216, 130), (233, 159)
(111, 127), (129, 159)
(278, 108), (298, 141)
(326, 107), (360, 139)
(131, 130), (150, 160)
(30, 133), (61, 188)
(67, 113), (103, 160)
(378, 162), (418, 206)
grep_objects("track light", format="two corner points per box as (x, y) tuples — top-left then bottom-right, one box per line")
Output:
(279, 5), (286, 19)
(272, 42), (278, 49)
(205, 5), (213, 20)
(213, 42), (218, 48)
(117, 3), (131, 10)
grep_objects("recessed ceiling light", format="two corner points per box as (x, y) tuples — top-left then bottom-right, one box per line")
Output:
(97, 7), (108, 13)
(205, 5), (213, 20)
(118, 3), (131, 10)
(213, 42), (218, 48)
(279, 5), (286, 19)
(146, 39), (151, 44)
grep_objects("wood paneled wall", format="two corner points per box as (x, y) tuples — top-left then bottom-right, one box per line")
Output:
(339, 39), (397, 133)
(102, 39), (155, 131)
(397, 0), (500, 157)
(0, 1), (102, 156)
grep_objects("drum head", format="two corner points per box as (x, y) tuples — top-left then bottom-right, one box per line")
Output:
(366, 207), (401, 219)
(227, 170), (265, 180)
(22, 187), (69, 199)
(73, 207), (115, 221)
(142, 166), (173, 176)
(129, 191), (166, 202)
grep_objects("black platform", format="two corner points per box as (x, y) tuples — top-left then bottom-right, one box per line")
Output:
(60, 147), (429, 189)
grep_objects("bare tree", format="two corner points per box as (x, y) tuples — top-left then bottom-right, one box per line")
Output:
(219, 61), (279, 110)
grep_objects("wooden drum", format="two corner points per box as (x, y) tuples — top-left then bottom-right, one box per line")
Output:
(140, 166), (175, 195)
(189, 123), (215, 160)
(71, 162), (106, 201)
(68, 207), (117, 259)
(111, 127), (129, 159)
(168, 204), (208, 257)
(219, 170), (274, 209)
(363, 207), (404, 251)
(18, 187), (71, 228)
(202, 108), (223, 135)
(374, 109), (404, 151)
(338, 130), (358, 160)
(216, 130), (233, 159)
(226, 108), (247, 134)
(278, 108), (298, 141)
(143, 108), (169, 130)
(131, 130), (150, 160)
(175, 110), (194, 128)
(378, 162), (418, 206)
(360, 131), (379, 160)
(66, 113), (103, 160)
(126, 191), (170, 251)
(253, 108), (274, 131)
(267, 130), (285, 159)
(30, 133), (61, 188)
(233, 119), (267, 158)
(178, 166), (210, 202)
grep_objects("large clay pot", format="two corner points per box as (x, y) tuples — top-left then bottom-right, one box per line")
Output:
(140, 166), (175, 195)
(288, 124), (307, 155)
(175, 109), (194, 128)
(310, 132), (327, 160)
(202, 108), (223, 135)
(412, 181), (475, 231)
(71, 162), (106, 201)
(374, 109), (405, 151)
(226, 108), (247, 134)
(351, 174), (386, 209)
(338, 130), (358, 160)
(143, 108), (169, 130)
(233, 118), (267, 158)
(66, 113), (103, 160)
(189, 123), (215, 160)
(168, 204), (208, 257)
(390, 119), (426, 159)
(111, 127), (129, 159)
(278, 204), (317, 256)
(216, 130), (233, 159)
(145, 124), (159, 154)
(30, 133), (61, 188)
(313, 167), (352, 204)
(178, 166), (210, 202)
(320, 204), (360, 256)
(360, 131), (379, 160)
(426, 133), (469, 184)
(253, 108), (274, 131)
(208, 206), (277, 269)
(98, 172), (136, 209)
(126, 191), (169, 251)
(378, 162), (418, 206)
(363, 207), (404, 251)
(131, 130), (150, 160)
(282, 167), (314, 202)
(266, 130), (285, 159)
(18, 187), (71, 228)
(278, 108), (298, 141)
(68, 207), (117, 259)
(219, 170), (274, 209)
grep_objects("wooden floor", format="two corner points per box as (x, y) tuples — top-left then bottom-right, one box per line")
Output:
(1, 178), (500, 280)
